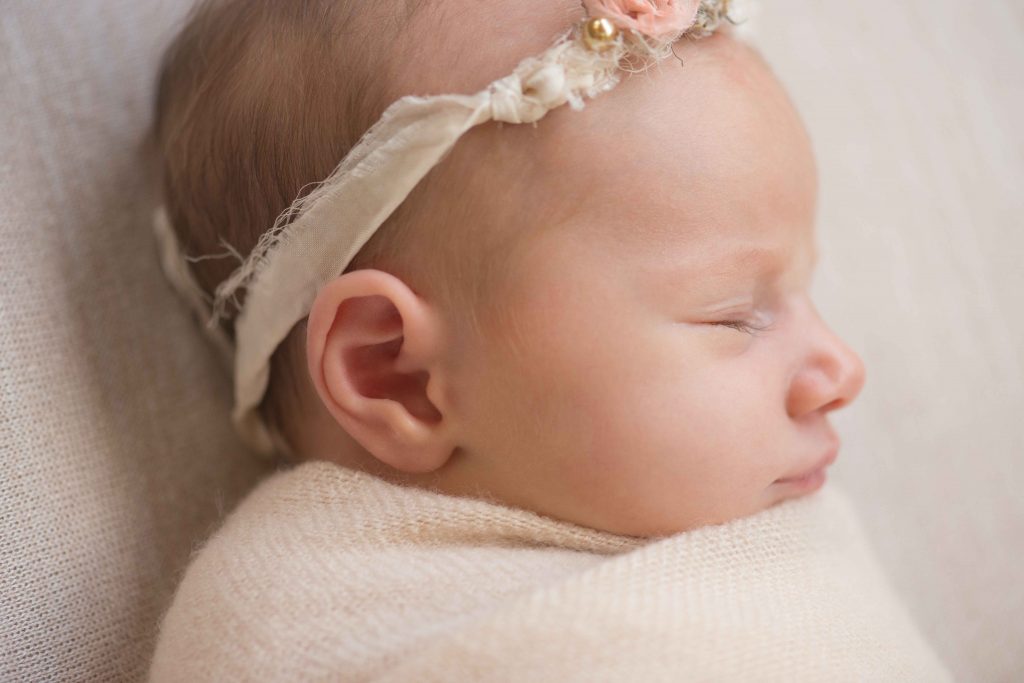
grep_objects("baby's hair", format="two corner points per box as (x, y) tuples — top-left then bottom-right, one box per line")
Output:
(154, 0), (554, 457)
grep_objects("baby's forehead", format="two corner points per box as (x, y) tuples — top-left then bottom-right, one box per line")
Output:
(414, 34), (816, 305)
(395, 6), (815, 301)
(542, 35), (803, 182)
(500, 37), (815, 246)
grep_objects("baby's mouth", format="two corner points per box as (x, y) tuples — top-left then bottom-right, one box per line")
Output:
(774, 441), (839, 488)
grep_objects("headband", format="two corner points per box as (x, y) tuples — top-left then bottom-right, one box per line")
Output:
(153, 0), (737, 457)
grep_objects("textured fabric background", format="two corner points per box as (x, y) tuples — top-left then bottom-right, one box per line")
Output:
(1, 1), (1021, 681)
(749, 5), (1024, 682)
(0, 3), (269, 681)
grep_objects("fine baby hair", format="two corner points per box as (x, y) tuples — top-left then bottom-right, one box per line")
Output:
(153, 0), (737, 458)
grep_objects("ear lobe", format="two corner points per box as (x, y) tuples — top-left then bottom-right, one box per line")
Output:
(306, 269), (456, 473)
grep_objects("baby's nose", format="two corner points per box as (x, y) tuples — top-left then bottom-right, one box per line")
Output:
(819, 335), (866, 414)
(787, 315), (867, 419)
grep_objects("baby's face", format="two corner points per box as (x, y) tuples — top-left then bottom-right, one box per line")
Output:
(437, 34), (866, 536)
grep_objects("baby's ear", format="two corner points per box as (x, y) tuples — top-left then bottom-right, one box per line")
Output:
(305, 269), (456, 473)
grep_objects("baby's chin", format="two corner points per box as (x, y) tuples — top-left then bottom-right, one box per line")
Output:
(628, 482), (828, 538)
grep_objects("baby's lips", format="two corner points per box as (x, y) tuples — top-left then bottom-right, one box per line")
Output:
(776, 441), (839, 484)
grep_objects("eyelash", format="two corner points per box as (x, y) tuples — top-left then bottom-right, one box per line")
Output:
(713, 319), (772, 335)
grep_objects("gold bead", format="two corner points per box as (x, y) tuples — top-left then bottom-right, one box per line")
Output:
(582, 17), (619, 51)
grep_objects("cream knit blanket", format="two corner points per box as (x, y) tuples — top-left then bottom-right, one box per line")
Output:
(149, 461), (951, 682)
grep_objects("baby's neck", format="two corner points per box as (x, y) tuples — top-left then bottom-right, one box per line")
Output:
(287, 410), (429, 488)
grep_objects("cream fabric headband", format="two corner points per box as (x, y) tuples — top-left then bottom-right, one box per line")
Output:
(153, 0), (737, 457)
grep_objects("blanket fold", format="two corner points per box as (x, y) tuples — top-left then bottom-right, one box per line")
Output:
(149, 461), (951, 682)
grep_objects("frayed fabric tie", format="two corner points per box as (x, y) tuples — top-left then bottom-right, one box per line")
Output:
(490, 64), (569, 124)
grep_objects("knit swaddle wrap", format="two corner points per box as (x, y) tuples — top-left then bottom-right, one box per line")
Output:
(151, 1), (739, 457)
(148, 464), (952, 681)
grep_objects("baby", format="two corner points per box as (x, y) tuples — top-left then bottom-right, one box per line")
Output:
(146, 1), (952, 680)
(154, 0), (864, 540)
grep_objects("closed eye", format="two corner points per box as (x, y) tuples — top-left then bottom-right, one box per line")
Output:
(714, 320), (756, 334)
(711, 318), (773, 335)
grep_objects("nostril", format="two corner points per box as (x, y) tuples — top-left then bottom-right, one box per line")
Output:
(824, 356), (865, 414)
(820, 396), (848, 413)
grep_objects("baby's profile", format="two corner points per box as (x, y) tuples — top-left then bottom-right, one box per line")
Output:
(155, 0), (863, 538)
(147, 1), (951, 680)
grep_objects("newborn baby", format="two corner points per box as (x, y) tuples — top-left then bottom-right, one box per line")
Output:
(155, 0), (863, 538)
(300, 14), (866, 537)
(148, 0), (949, 680)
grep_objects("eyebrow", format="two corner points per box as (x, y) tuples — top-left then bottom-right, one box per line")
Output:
(693, 245), (789, 276)
(648, 235), (817, 296)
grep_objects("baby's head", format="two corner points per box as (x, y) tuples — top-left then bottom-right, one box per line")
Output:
(155, 0), (865, 536)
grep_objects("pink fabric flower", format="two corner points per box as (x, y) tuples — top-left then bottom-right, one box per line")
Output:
(583, 0), (701, 39)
